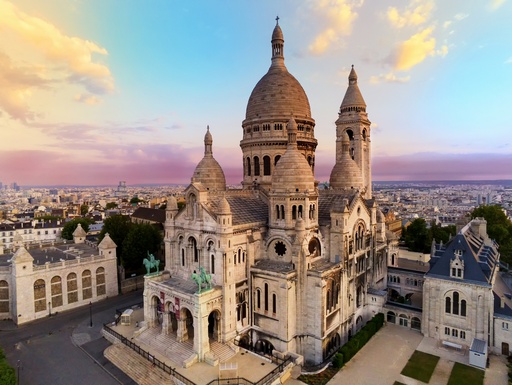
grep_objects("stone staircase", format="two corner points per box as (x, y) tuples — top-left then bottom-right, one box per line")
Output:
(136, 328), (195, 367)
(135, 328), (237, 366)
(104, 344), (175, 385)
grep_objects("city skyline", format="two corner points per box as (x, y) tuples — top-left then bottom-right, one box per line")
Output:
(1, 0), (511, 186)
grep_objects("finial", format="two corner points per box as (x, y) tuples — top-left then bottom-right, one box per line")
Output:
(207, 125), (210, 132)
(276, 15), (279, 25)
(352, 64), (354, 68)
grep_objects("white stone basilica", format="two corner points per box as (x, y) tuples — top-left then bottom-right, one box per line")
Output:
(142, 20), (388, 366)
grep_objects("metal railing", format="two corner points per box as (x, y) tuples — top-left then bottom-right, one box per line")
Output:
(103, 323), (196, 385)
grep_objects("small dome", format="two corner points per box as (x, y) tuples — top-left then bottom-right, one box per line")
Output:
(73, 223), (87, 237)
(167, 196), (178, 210)
(272, 117), (315, 192)
(329, 160), (363, 190)
(340, 66), (366, 111)
(217, 196), (231, 214)
(272, 23), (283, 41)
(192, 127), (226, 191)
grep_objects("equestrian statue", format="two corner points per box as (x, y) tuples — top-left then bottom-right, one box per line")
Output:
(143, 251), (160, 275)
(191, 266), (213, 293)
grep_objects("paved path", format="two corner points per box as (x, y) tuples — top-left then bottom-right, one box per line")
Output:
(327, 324), (509, 385)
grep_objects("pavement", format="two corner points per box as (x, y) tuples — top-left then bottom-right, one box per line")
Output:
(327, 323), (509, 385)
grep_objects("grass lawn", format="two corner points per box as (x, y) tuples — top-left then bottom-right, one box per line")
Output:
(447, 362), (484, 385)
(298, 367), (339, 385)
(401, 350), (440, 383)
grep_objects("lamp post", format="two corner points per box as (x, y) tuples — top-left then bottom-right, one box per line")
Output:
(89, 301), (93, 327)
(17, 360), (21, 385)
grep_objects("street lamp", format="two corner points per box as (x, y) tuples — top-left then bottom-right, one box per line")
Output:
(17, 360), (22, 385)
(89, 301), (93, 327)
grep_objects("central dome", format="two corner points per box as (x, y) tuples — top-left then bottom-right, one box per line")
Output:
(244, 22), (312, 123)
(245, 69), (312, 121)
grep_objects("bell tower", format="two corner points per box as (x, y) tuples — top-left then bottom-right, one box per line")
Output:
(335, 66), (372, 198)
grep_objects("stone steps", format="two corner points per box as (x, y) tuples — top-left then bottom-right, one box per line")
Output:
(104, 344), (174, 385)
(137, 328), (195, 366)
(210, 340), (236, 363)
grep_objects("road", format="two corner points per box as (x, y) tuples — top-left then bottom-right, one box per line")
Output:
(0, 290), (143, 385)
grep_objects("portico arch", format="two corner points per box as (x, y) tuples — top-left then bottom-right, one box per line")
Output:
(208, 309), (221, 342)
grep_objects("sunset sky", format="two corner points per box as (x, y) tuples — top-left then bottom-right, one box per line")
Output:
(0, 0), (511, 186)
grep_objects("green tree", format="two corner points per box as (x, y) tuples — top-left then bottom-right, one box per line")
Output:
(130, 196), (142, 205)
(36, 215), (63, 221)
(471, 205), (512, 264)
(122, 223), (162, 272)
(61, 218), (94, 240)
(80, 204), (89, 216)
(0, 347), (15, 385)
(105, 202), (118, 210)
(402, 218), (432, 253)
(430, 222), (456, 244)
(98, 215), (133, 265)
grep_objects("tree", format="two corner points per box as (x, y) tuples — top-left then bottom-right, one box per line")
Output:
(98, 215), (133, 265)
(430, 222), (456, 244)
(105, 202), (118, 210)
(0, 347), (15, 385)
(130, 196), (142, 205)
(80, 204), (89, 216)
(122, 223), (163, 272)
(61, 218), (94, 240)
(402, 218), (432, 253)
(471, 205), (512, 264)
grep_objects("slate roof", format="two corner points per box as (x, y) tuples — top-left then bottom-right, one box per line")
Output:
(208, 194), (268, 226)
(427, 223), (499, 285)
(132, 207), (166, 224)
(252, 259), (295, 274)
(318, 190), (355, 226)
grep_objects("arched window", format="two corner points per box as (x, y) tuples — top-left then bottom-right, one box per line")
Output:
(272, 293), (277, 314)
(298, 205), (303, 219)
(253, 156), (260, 176)
(445, 296), (451, 313)
(51, 276), (63, 308)
(453, 291), (459, 315)
(326, 289), (331, 312)
(34, 279), (46, 312)
(461, 300), (467, 317)
(238, 249), (241, 264)
(96, 267), (106, 296)
(264, 283), (269, 311)
(211, 254), (215, 274)
(256, 289), (261, 309)
(280, 205), (285, 220)
(181, 248), (185, 266)
(0, 280), (9, 313)
(263, 156), (271, 175)
(246, 157), (251, 176)
(67, 273), (78, 304)
(274, 155), (281, 166)
(292, 205), (297, 220)
(82, 270), (92, 300)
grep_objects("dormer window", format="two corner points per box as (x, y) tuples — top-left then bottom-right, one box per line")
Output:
(450, 250), (464, 279)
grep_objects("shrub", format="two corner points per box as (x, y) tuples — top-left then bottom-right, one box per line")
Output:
(332, 353), (344, 368)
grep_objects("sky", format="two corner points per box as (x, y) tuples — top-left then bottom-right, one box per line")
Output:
(0, 0), (511, 186)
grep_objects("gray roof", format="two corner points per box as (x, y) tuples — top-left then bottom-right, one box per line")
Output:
(132, 207), (166, 224)
(208, 194), (268, 226)
(470, 338), (487, 354)
(427, 227), (499, 285)
(318, 190), (355, 225)
(253, 259), (295, 274)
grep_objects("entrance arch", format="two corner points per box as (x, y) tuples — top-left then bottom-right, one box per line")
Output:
(208, 310), (221, 341)
(181, 308), (194, 340)
(387, 311), (396, 323)
(411, 317), (421, 331)
(254, 339), (274, 356)
(151, 295), (163, 329)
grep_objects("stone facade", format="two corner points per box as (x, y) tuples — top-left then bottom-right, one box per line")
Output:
(142, 20), (388, 367)
(0, 227), (118, 324)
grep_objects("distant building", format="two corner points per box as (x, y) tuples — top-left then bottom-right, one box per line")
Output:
(0, 225), (118, 324)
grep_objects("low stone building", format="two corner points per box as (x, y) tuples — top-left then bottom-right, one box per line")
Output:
(0, 224), (118, 324)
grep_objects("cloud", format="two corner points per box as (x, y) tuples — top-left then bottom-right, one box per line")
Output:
(369, 72), (411, 84)
(489, 0), (506, 11)
(454, 13), (469, 21)
(74, 93), (101, 105)
(0, 52), (50, 121)
(392, 27), (445, 71)
(387, 0), (435, 28)
(0, 0), (114, 119)
(308, 0), (362, 55)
